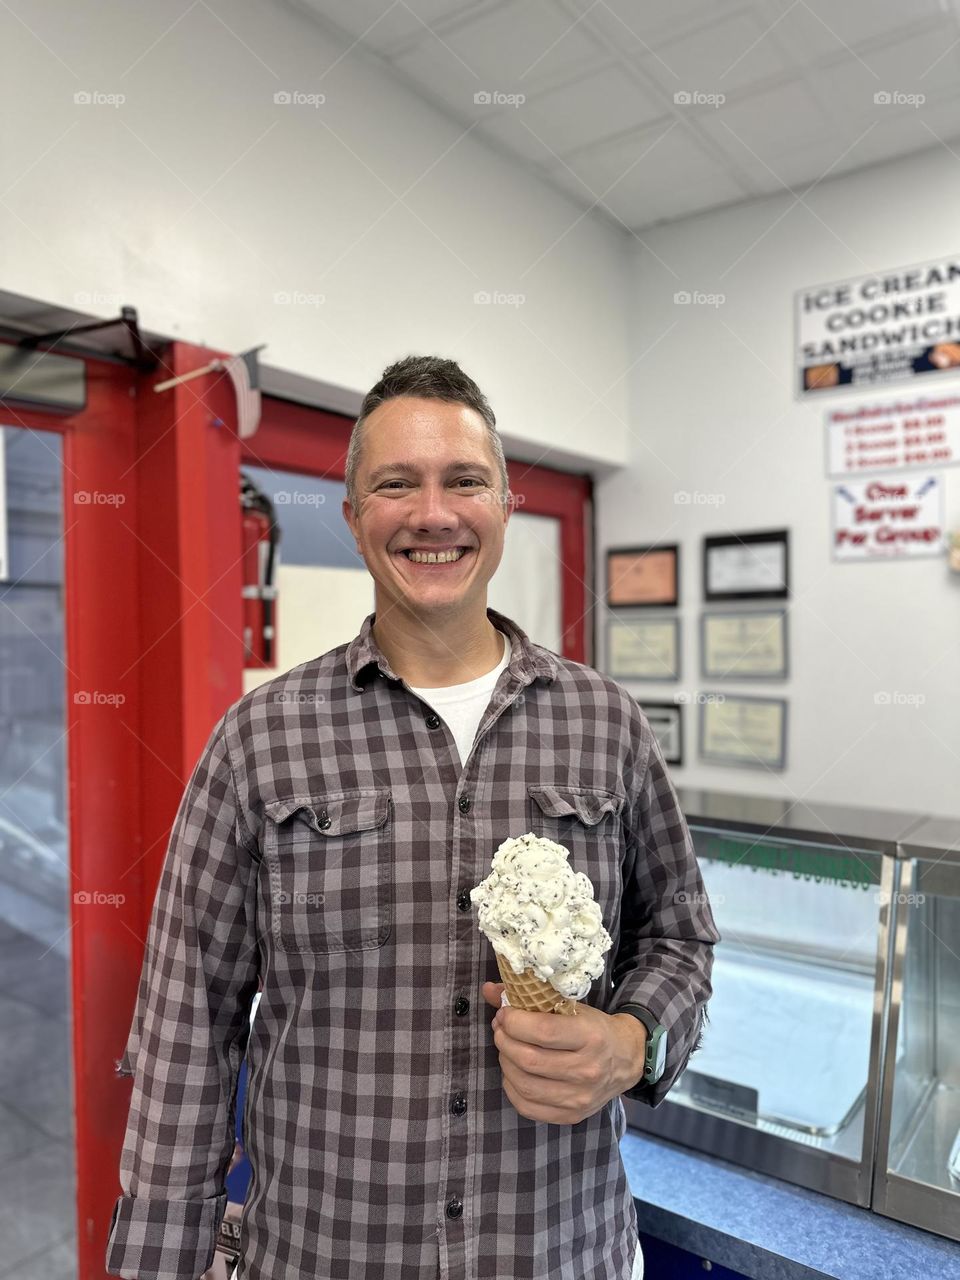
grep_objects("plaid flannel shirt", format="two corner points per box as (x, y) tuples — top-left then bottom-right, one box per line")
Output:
(106, 607), (718, 1280)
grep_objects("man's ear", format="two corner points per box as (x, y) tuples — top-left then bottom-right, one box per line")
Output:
(342, 497), (361, 552)
(503, 488), (516, 527)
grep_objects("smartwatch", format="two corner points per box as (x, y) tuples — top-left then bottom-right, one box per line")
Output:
(619, 1004), (667, 1085)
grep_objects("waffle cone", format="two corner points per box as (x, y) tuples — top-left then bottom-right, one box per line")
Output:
(495, 950), (579, 1016)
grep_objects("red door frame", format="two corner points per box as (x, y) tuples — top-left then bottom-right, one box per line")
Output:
(1, 342), (593, 1277)
(242, 395), (593, 663)
(0, 338), (248, 1279)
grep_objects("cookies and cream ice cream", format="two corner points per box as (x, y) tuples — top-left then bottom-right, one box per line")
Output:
(470, 832), (613, 1001)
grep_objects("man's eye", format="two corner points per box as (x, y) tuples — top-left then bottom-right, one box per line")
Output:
(379, 480), (408, 490)
(455, 478), (483, 488)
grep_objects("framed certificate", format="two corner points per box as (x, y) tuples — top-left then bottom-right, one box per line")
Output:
(607, 614), (680, 681)
(703, 530), (789, 601)
(640, 700), (683, 766)
(699, 695), (788, 770)
(606, 544), (679, 608)
(701, 609), (788, 680)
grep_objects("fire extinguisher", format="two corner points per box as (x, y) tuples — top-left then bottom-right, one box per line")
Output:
(240, 472), (280, 668)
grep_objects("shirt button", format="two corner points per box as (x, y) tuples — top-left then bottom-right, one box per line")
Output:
(451, 1092), (467, 1117)
(317, 810), (331, 830)
(456, 890), (470, 912)
(458, 795), (471, 814)
(425, 713), (441, 729)
(446, 1196), (463, 1219)
(455, 995), (469, 1016)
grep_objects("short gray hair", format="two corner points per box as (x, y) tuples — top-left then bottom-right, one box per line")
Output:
(345, 355), (508, 513)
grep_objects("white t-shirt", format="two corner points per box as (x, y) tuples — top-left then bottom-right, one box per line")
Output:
(407, 630), (512, 768)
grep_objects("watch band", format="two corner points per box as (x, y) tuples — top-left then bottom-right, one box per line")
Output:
(618, 1004), (667, 1084)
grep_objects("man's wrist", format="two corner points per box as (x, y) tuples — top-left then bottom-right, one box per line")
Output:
(612, 1012), (648, 1088)
(614, 1005), (668, 1085)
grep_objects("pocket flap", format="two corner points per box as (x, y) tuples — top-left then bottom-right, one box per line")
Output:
(527, 785), (623, 826)
(264, 790), (391, 836)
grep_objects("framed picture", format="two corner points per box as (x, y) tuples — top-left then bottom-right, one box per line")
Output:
(703, 530), (789, 602)
(639, 700), (683, 766)
(606, 614), (681, 681)
(701, 609), (788, 680)
(606, 544), (679, 608)
(699, 694), (788, 771)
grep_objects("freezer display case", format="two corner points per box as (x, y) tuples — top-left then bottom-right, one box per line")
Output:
(873, 818), (960, 1242)
(623, 789), (925, 1207)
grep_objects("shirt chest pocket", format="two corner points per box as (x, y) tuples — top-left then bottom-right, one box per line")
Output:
(262, 789), (392, 955)
(527, 784), (625, 933)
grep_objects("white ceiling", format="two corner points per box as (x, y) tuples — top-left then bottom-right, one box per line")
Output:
(288, 0), (960, 232)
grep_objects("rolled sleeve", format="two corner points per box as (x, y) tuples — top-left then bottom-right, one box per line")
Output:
(105, 714), (260, 1278)
(106, 1192), (228, 1280)
(608, 713), (720, 1108)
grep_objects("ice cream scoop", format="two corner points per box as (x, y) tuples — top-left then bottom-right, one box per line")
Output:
(470, 832), (614, 1011)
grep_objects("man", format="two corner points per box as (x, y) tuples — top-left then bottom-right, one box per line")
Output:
(106, 355), (719, 1280)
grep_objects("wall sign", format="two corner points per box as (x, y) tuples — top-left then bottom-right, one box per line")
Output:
(701, 609), (788, 680)
(606, 544), (679, 608)
(606, 615), (681, 681)
(797, 256), (960, 395)
(825, 392), (960, 477)
(832, 474), (944, 560)
(639, 700), (683, 766)
(703, 530), (789, 601)
(699, 694), (787, 771)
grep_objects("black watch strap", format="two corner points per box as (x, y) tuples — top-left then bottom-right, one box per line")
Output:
(618, 1004), (667, 1084)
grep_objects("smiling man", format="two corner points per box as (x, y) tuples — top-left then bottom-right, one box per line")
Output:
(106, 355), (718, 1280)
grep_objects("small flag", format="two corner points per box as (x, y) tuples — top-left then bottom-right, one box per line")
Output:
(218, 345), (266, 440)
(152, 343), (267, 441)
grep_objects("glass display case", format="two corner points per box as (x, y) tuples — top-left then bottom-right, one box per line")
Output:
(623, 789), (925, 1208)
(873, 818), (960, 1242)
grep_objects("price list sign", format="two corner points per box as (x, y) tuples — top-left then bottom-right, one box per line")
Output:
(825, 393), (960, 478)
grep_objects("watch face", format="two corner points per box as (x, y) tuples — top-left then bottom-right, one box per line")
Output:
(646, 1026), (667, 1082)
(654, 1031), (667, 1078)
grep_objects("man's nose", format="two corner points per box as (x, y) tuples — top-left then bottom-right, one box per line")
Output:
(410, 482), (456, 529)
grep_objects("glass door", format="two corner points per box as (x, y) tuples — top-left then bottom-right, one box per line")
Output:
(0, 425), (74, 1276)
(0, 345), (140, 1280)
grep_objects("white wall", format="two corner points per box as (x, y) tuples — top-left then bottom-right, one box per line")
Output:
(0, 0), (631, 467)
(599, 146), (960, 820)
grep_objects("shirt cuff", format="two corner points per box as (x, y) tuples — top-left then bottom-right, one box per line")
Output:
(105, 1191), (228, 1279)
(609, 985), (700, 1110)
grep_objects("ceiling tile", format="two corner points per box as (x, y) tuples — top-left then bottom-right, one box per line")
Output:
(293, 0), (502, 57)
(757, 0), (857, 66)
(854, 27), (960, 103)
(697, 80), (829, 163)
(398, 0), (603, 89)
(697, 91), (960, 205)
(796, 0), (946, 53)
(805, 33), (960, 153)
(502, 65), (667, 157)
(642, 10), (791, 98)
(587, 0), (745, 54)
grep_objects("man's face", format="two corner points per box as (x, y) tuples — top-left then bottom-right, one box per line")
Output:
(342, 396), (511, 623)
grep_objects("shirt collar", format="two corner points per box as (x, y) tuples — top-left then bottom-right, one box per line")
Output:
(346, 606), (557, 691)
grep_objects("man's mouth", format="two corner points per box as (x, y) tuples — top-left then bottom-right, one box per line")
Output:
(395, 546), (473, 565)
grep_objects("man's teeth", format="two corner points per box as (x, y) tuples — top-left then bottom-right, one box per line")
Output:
(404, 548), (467, 564)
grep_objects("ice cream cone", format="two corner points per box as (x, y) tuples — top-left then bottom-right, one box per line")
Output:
(495, 950), (579, 1016)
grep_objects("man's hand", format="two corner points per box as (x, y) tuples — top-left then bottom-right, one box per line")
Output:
(480, 981), (647, 1125)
